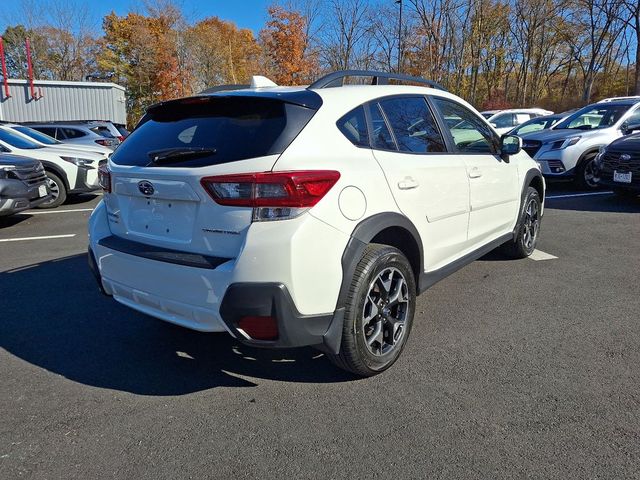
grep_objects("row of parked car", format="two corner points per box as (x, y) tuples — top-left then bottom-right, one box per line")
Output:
(480, 96), (640, 194)
(0, 120), (128, 216)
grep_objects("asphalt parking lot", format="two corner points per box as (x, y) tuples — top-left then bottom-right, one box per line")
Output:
(1, 186), (639, 479)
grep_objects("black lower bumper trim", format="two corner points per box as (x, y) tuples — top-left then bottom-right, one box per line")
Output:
(220, 283), (337, 349)
(97, 235), (231, 269)
(88, 247), (109, 296)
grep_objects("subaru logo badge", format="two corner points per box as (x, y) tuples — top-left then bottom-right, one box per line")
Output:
(620, 154), (631, 162)
(138, 180), (155, 196)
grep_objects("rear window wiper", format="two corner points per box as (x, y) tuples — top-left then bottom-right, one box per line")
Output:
(147, 147), (217, 165)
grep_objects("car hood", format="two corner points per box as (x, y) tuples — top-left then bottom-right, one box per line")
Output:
(520, 128), (592, 143)
(39, 147), (106, 160)
(0, 153), (41, 168)
(607, 132), (640, 150)
(47, 143), (111, 156)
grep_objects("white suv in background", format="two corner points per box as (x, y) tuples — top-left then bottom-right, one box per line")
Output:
(89, 71), (545, 376)
(0, 125), (106, 208)
(520, 99), (640, 188)
(481, 109), (554, 136)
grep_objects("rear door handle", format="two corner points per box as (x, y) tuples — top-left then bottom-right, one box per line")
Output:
(468, 167), (482, 179)
(398, 177), (419, 190)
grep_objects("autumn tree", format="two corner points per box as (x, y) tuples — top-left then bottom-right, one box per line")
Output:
(185, 17), (261, 91)
(97, 10), (184, 125)
(260, 5), (318, 85)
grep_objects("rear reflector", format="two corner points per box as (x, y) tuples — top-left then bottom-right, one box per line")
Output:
(237, 316), (279, 341)
(201, 170), (340, 208)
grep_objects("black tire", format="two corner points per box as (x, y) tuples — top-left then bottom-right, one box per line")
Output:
(575, 154), (599, 190)
(328, 244), (416, 377)
(612, 188), (637, 199)
(502, 186), (541, 259)
(37, 171), (67, 209)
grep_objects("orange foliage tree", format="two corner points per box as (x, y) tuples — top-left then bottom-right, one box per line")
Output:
(259, 5), (318, 85)
(185, 17), (262, 91)
(98, 11), (187, 125)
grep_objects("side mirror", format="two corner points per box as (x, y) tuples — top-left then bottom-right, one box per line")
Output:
(500, 134), (522, 156)
(490, 122), (498, 128)
(622, 121), (640, 135)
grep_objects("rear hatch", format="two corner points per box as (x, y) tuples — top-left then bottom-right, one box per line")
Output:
(105, 92), (321, 260)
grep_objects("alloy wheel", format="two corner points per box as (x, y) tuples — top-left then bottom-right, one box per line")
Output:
(42, 177), (60, 206)
(522, 197), (540, 251)
(583, 159), (599, 188)
(362, 267), (409, 356)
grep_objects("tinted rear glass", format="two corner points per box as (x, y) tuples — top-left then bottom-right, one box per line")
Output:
(111, 96), (318, 168)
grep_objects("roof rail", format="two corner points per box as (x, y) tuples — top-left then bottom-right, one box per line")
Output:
(307, 70), (447, 91)
(597, 96), (640, 103)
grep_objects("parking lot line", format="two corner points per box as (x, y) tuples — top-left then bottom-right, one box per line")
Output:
(546, 191), (612, 199)
(529, 249), (558, 261)
(0, 234), (76, 243)
(24, 208), (94, 215)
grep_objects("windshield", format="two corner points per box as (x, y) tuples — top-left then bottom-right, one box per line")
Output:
(0, 128), (44, 149)
(513, 117), (556, 135)
(554, 105), (630, 130)
(13, 126), (60, 145)
(111, 96), (318, 168)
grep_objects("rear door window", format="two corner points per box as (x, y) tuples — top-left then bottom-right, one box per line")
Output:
(63, 128), (87, 139)
(369, 103), (396, 150)
(36, 127), (58, 138)
(378, 97), (446, 153)
(111, 96), (318, 168)
(492, 113), (515, 129)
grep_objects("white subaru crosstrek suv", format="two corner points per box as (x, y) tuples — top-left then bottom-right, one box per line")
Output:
(89, 71), (545, 376)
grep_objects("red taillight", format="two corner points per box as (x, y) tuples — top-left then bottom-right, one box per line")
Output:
(98, 164), (111, 193)
(237, 316), (278, 341)
(200, 170), (340, 208)
(117, 135), (125, 142)
(95, 139), (111, 146)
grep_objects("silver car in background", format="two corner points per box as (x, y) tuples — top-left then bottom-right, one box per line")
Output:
(5, 124), (113, 157)
(25, 122), (120, 150)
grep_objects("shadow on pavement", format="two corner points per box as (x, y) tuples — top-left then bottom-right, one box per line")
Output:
(545, 191), (640, 213)
(0, 214), (31, 229)
(0, 254), (354, 395)
(65, 193), (101, 205)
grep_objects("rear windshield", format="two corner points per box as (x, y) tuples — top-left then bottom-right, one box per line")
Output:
(110, 96), (318, 168)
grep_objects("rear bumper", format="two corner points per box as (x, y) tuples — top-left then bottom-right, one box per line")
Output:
(88, 245), (342, 347)
(88, 200), (348, 349)
(220, 283), (341, 349)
